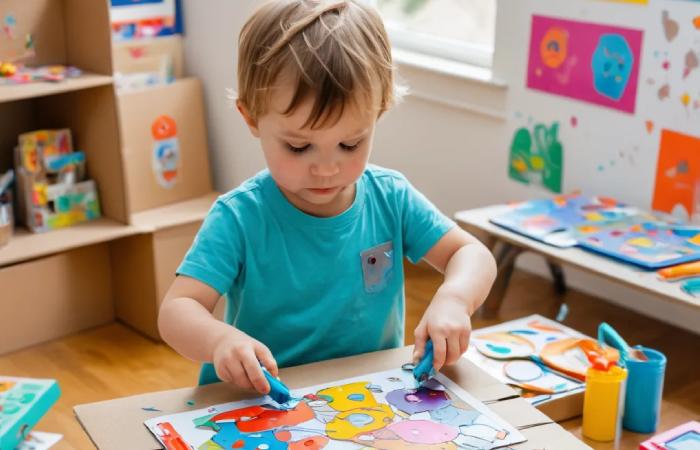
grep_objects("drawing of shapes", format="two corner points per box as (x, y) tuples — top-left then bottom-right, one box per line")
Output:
(387, 420), (458, 444)
(627, 237), (655, 248)
(211, 403), (313, 433)
(687, 233), (700, 246)
(539, 27), (569, 69)
(211, 423), (287, 450)
(317, 382), (378, 411)
(356, 429), (459, 450)
(652, 130), (700, 218)
(662, 10), (679, 42)
(527, 16), (642, 113)
(472, 332), (535, 359)
(455, 421), (509, 449)
(592, 34), (634, 101)
(503, 361), (544, 382)
(288, 436), (329, 450)
(325, 404), (394, 440)
(508, 127), (532, 184)
(386, 388), (451, 415)
(527, 320), (563, 333)
(197, 440), (222, 450)
(429, 404), (480, 427)
(304, 395), (338, 424)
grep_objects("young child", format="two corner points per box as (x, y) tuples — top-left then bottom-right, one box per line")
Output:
(158, 0), (496, 393)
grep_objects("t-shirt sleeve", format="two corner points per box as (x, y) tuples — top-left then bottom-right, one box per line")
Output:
(176, 199), (243, 295)
(395, 174), (456, 264)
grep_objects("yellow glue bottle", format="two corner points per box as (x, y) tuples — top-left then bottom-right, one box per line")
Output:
(582, 356), (628, 442)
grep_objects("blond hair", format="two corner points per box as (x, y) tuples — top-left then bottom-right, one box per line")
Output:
(237, 0), (399, 128)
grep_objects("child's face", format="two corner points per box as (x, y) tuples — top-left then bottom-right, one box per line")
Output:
(240, 80), (377, 217)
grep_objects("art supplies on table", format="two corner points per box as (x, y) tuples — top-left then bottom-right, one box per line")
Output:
(0, 377), (61, 450)
(581, 357), (627, 443)
(491, 193), (700, 269)
(14, 129), (101, 233)
(579, 222), (700, 270)
(145, 368), (526, 450)
(658, 261), (700, 281)
(490, 193), (653, 248)
(599, 323), (666, 434)
(639, 421), (700, 450)
(464, 315), (618, 421)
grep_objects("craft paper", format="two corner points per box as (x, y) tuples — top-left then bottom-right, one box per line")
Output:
(652, 129), (700, 222)
(145, 369), (525, 450)
(527, 15), (643, 113)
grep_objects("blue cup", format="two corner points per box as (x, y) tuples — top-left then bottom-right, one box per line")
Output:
(598, 323), (666, 434)
(621, 346), (666, 433)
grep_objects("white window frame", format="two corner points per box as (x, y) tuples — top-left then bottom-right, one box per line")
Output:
(366, 0), (495, 69)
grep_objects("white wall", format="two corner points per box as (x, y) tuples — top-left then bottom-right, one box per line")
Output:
(181, 0), (699, 333)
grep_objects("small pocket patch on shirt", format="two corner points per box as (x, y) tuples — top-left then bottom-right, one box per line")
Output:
(361, 241), (394, 293)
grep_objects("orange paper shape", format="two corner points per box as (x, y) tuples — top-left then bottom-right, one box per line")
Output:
(652, 129), (700, 219)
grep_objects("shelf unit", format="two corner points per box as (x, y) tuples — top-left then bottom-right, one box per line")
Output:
(0, 0), (216, 353)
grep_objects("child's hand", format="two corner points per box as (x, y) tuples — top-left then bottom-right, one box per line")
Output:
(413, 290), (472, 371)
(212, 329), (279, 394)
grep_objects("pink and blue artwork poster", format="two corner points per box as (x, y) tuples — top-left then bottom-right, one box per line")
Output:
(526, 15), (644, 114)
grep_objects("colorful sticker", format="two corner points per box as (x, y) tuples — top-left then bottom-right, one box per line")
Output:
(151, 115), (180, 188)
(527, 16), (643, 113)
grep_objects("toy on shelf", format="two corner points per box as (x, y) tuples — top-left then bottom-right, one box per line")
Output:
(0, 63), (82, 85)
(0, 170), (14, 247)
(0, 377), (61, 450)
(14, 129), (101, 233)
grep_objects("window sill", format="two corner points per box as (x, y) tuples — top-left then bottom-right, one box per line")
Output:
(392, 48), (508, 121)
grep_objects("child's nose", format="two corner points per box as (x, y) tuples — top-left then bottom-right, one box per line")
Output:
(310, 157), (340, 177)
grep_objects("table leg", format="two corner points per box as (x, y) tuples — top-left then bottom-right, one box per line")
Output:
(480, 241), (522, 318)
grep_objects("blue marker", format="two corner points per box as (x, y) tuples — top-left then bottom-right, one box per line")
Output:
(261, 366), (292, 406)
(413, 339), (435, 385)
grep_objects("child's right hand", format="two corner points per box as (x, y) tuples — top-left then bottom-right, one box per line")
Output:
(211, 329), (279, 394)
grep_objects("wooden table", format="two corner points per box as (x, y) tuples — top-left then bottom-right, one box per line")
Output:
(74, 347), (591, 449)
(455, 205), (698, 317)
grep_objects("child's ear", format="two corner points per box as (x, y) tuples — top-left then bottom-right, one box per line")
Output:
(236, 100), (260, 137)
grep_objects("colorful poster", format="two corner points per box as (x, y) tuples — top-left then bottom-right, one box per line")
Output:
(527, 15), (643, 113)
(145, 369), (525, 449)
(508, 121), (563, 193)
(652, 129), (700, 221)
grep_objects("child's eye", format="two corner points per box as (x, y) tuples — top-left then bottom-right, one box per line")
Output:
(340, 142), (360, 151)
(287, 143), (311, 153)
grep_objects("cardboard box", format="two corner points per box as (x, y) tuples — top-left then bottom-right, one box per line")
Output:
(109, 194), (219, 339)
(0, 243), (114, 355)
(117, 78), (213, 218)
(74, 347), (591, 449)
(465, 314), (590, 422)
(112, 35), (184, 79)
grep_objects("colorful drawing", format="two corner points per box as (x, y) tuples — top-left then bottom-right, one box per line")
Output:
(490, 193), (653, 248)
(465, 316), (588, 401)
(527, 16), (643, 113)
(508, 121), (563, 193)
(151, 115), (180, 188)
(145, 369), (525, 450)
(579, 222), (700, 269)
(652, 129), (700, 222)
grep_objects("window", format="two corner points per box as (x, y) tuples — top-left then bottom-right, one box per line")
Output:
(369, 0), (496, 68)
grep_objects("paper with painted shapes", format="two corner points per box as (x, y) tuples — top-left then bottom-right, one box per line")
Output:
(144, 369), (525, 449)
(527, 15), (643, 113)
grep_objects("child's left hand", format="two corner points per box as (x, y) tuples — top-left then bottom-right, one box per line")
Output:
(413, 287), (472, 371)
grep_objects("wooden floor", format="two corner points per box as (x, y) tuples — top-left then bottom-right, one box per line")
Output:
(1, 264), (699, 449)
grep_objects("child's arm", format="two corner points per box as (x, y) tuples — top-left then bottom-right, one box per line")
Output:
(158, 275), (278, 393)
(413, 227), (497, 370)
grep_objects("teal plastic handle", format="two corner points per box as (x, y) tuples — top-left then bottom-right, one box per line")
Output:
(413, 339), (435, 384)
(261, 366), (291, 405)
(598, 322), (630, 359)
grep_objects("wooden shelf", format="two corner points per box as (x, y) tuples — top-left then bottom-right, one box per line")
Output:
(0, 217), (134, 268)
(0, 73), (113, 103)
(130, 191), (219, 231)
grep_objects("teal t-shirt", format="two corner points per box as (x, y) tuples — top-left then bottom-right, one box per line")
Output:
(177, 165), (455, 385)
